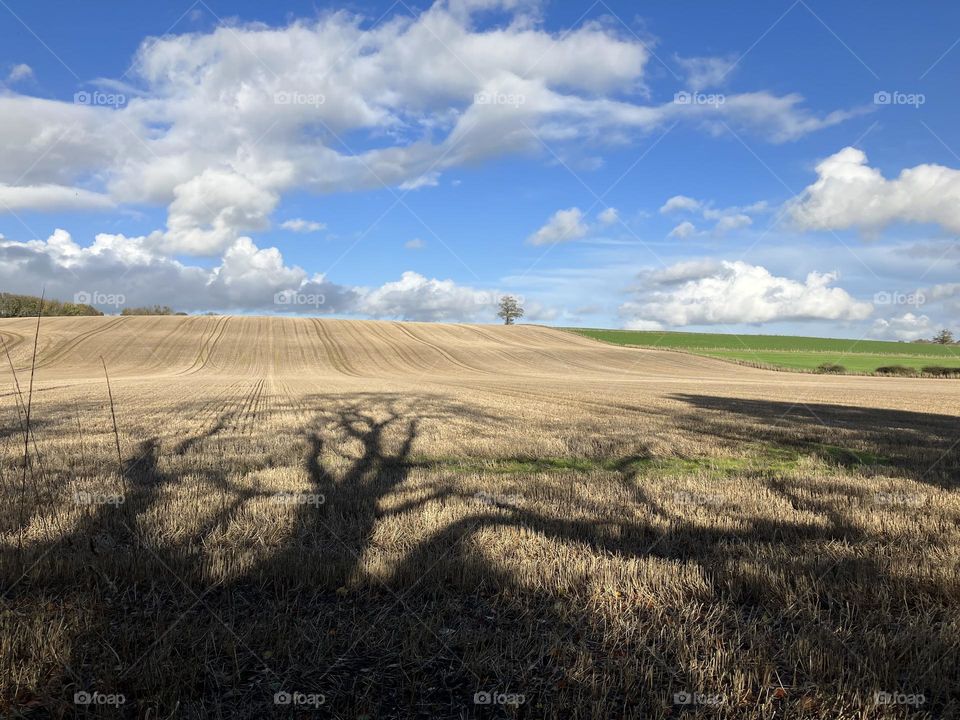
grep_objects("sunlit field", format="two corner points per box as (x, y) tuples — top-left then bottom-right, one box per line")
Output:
(570, 328), (960, 375)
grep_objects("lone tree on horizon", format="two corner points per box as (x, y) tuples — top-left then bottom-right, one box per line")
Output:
(933, 328), (955, 344)
(497, 295), (524, 325)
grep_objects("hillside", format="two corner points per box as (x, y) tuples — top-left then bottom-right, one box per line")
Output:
(569, 328), (960, 373)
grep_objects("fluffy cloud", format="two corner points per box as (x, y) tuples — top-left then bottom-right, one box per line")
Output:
(871, 313), (935, 341)
(714, 214), (752, 233)
(675, 55), (735, 90)
(929, 283), (960, 301)
(0, 229), (536, 322)
(620, 260), (873, 326)
(661, 194), (762, 235)
(0, 1), (858, 256)
(660, 195), (701, 214)
(281, 218), (326, 233)
(6, 63), (34, 84)
(162, 170), (280, 255)
(527, 207), (589, 245)
(650, 259), (722, 283)
(0, 229), (346, 313)
(667, 221), (697, 239)
(360, 271), (492, 321)
(790, 147), (960, 233)
(0, 184), (114, 212)
(598, 207), (619, 225)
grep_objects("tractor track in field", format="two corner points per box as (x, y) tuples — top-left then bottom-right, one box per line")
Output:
(170, 379), (252, 454)
(441, 379), (657, 421)
(179, 316), (231, 376)
(338, 321), (397, 376)
(461, 325), (602, 374)
(311, 319), (362, 377)
(0, 329), (26, 357)
(391, 322), (494, 376)
(235, 378), (267, 435)
(363, 322), (439, 376)
(32, 317), (128, 369)
(455, 325), (554, 371)
(134, 317), (216, 373)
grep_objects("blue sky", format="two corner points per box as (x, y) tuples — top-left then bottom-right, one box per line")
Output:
(1, 0), (959, 339)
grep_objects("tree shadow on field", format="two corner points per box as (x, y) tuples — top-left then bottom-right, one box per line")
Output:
(668, 394), (960, 489)
(3, 391), (960, 718)
(208, 395), (959, 718)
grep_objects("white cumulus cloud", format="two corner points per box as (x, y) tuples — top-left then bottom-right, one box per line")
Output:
(0, 229), (547, 322)
(620, 260), (873, 326)
(871, 313), (935, 341)
(527, 207), (589, 245)
(6, 63), (34, 84)
(790, 146), (960, 233)
(598, 207), (619, 225)
(0, 1), (859, 253)
(660, 195), (701, 214)
(667, 221), (697, 239)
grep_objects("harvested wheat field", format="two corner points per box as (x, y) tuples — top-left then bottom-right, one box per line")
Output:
(1, 315), (958, 719)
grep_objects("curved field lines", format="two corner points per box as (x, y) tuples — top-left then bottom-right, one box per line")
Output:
(30, 316), (128, 371)
(310, 318), (363, 377)
(0, 315), (955, 403)
(0, 327), (26, 358)
(179, 315), (232, 375)
(389, 322), (494, 377)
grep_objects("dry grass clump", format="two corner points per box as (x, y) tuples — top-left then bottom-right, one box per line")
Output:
(0, 317), (959, 718)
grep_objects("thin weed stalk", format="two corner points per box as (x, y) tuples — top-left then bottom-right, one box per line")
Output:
(17, 290), (43, 563)
(101, 357), (128, 501)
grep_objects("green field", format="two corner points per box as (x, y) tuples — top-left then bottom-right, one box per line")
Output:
(568, 328), (960, 374)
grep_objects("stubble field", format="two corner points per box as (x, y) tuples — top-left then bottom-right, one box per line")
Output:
(1, 316), (958, 718)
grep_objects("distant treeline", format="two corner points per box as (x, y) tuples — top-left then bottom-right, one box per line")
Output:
(120, 305), (183, 316)
(0, 292), (102, 318)
(0, 294), (191, 318)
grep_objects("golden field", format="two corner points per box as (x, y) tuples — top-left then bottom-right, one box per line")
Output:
(0, 316), (958, 718)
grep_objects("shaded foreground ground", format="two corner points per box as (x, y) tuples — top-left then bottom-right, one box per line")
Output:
(1, 317), (959, 718)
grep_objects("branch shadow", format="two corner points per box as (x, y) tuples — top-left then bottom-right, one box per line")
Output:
(668, 393), (960, 489)
(2, 391), (959, 718)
